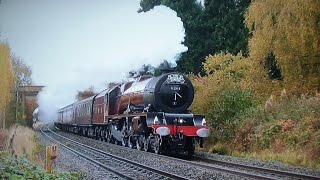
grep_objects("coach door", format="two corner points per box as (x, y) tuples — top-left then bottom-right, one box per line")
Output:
(104, 93), (108, 122)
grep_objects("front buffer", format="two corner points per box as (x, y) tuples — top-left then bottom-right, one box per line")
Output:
(145, 112), (209, 156)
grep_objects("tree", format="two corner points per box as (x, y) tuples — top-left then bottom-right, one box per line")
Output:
(245, 0), (320, 94)
(138, 0), (161, 12)
(75, 86), (96, 101)
(0, 42), (14, 129)
(11, 54), (32, 88)
(9, 54), (33, 125)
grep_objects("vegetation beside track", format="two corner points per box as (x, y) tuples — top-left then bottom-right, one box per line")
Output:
(191, 0), (320, 169)
(0, 152), (81, 180)
(195, 92), (320, 168)
(0, 125), (82, 179)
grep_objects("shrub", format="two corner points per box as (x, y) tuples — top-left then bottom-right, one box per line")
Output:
(208, 88), (257, 141)
(192, 52), (260, 143)
(209, 143), (228, 155)
(0, 152), (82, 179)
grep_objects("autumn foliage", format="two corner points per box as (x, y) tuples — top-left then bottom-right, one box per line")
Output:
(246, 0), (320, 94)
(191, 0), (320, 168)
(0, 43), (14, 128)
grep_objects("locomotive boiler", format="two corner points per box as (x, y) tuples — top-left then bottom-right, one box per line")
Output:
(55, 72), (209, 156)
(119, 73), (194, 114)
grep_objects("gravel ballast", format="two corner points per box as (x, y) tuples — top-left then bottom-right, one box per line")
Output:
(194, 152), (320, 178)
(37, 132), (123, 179)
(45, 130), (244, 179)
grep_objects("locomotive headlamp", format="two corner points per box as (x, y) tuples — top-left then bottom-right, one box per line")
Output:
(196, 128), (209, 138)
(201, 118), (206, 126)
(156, 127), (170, 136)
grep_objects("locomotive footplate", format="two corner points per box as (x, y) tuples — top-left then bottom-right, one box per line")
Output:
(146, 112), (203, 126)
(146, 113), (208, 136)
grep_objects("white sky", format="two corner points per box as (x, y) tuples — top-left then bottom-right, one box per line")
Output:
(0, 0), (187, 121)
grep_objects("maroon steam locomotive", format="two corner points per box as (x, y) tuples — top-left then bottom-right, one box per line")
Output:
(55, 72), (209, 156)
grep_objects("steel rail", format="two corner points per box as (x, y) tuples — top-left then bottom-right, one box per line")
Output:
(195, 157), (320, 180)
(53, 125), (318, 179)
(53, 127), (275, 179)
(40, 125), (134, 180)
(43, 125), (190, 180)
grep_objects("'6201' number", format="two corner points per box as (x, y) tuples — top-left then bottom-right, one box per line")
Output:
(170, 86), (180, 91)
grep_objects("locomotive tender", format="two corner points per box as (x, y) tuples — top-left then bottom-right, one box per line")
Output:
(55, 72), (209, 156)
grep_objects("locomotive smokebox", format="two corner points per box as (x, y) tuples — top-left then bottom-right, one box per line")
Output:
(144, 73), (194, 113)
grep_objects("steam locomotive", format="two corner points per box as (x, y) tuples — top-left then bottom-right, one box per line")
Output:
(55, 72), (209, 156)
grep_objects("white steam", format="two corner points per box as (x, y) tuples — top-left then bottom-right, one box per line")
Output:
(3, 3), (188, 123)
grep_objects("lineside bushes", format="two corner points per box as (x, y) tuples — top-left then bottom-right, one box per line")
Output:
(192, 0), (320, 168)
(191, 52), (277, 152)
(0, 152), (80, 179)
(192, 53), (320, 168)
(233, 94), (320, 168)
(0, 125), (83, 179)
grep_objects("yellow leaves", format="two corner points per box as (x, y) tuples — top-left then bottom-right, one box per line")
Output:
(246, 0), (320, 94)
(0, 42), (14, 123)
(204, 52), (248, 80)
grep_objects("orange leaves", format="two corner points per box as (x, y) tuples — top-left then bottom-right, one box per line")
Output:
(280, 119), (297, 133)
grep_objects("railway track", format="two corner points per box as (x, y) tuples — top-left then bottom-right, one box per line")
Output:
(40, 125), (189, 180)
(46, 125), (320, 180)
(193, 157), (320, 180)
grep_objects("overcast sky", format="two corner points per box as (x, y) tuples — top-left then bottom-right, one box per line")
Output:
(0, 0), (188, 121)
